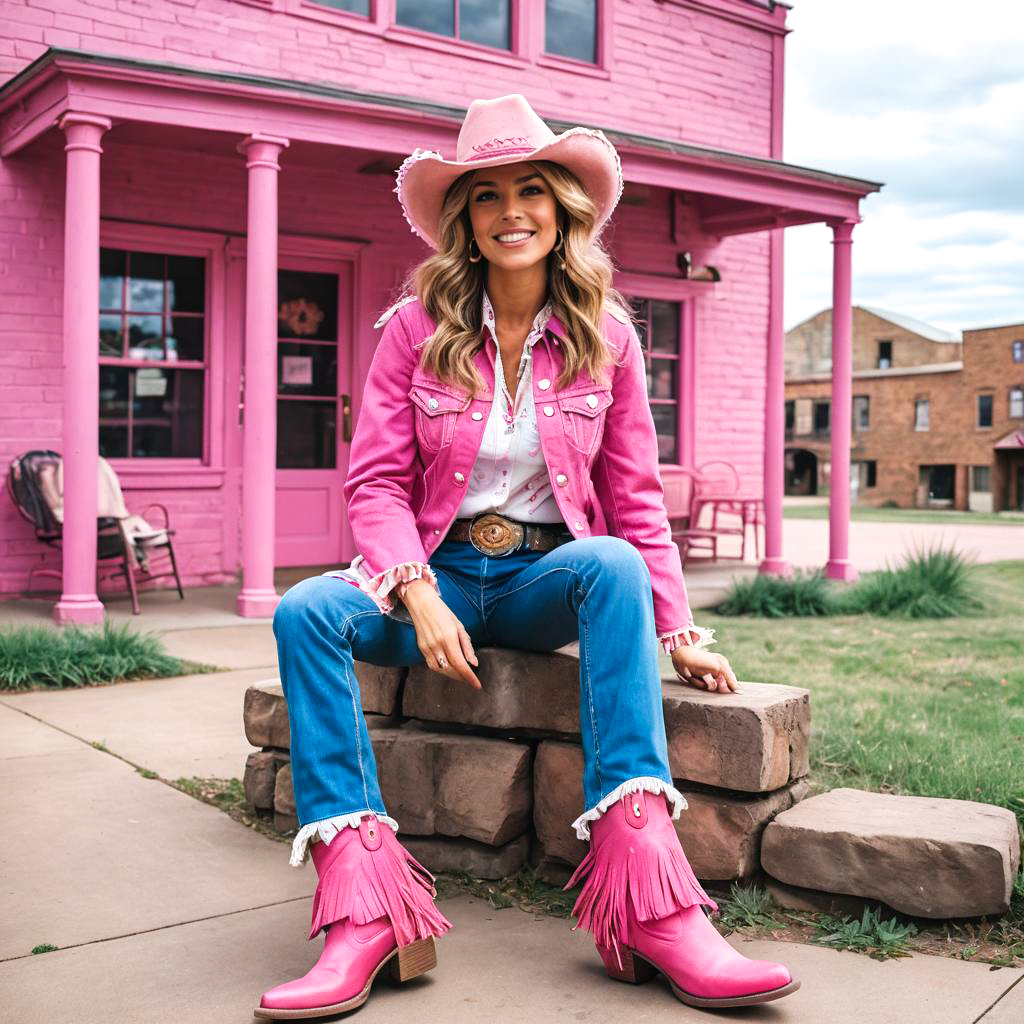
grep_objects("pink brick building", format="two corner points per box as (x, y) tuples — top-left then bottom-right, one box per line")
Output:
(0, 0), (878, 622)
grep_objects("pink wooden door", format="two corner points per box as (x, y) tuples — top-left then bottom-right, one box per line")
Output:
(273, 257), (352, 567)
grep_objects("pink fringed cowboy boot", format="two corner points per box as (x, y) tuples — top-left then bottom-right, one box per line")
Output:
(566, 790), (799, 1009)
(255, 815), (451, 1019)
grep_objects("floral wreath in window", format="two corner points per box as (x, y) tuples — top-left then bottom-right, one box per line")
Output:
(279, 297), (325, 337)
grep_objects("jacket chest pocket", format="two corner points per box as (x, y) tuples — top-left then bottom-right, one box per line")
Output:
(409, 379), (470, 452)
(557, 386), (613, 456)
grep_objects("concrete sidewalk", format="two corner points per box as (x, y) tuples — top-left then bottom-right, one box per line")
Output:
(2, 663), (1022, 1022)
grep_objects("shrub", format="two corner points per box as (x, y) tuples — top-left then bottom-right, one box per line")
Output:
(0, 621), (189, 691)
(714, 569), (834, 618)
(837, 545), (980, 619)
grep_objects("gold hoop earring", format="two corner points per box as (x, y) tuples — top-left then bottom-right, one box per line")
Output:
(468, 238), (482, 263)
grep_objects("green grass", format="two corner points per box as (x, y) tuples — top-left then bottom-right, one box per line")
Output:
(30, 943), (58, 955)
(784, 504), (1024, 526)
(810, 906), (918, 960)
(700, 560), (1024, 829)
(715, 547), (982, 620)
(0, 622), (211, 691)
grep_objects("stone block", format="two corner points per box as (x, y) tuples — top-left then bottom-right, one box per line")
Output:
(273, 762), (298, 833)
(675, 780), (809, 880)
(402, 647), (579, 735)
(371, 726), (533, 847)
(355, 664), (404, 716)
(243, 671), (404, 750)
(243, 751), (286, 812)
(761, 788), (1022, 918)
(763, 877), (884, 919)
(403, 834), (529, 880)
(404, 653), (810, 794)
(532, 741), (589, 868)
(243, 681), (289, 749)
(663, 681), (810, 793)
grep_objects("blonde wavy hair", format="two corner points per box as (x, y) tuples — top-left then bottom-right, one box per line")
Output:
(393, 159), (635, 396)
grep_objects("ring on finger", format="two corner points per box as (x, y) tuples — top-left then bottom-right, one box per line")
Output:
(437, 654), (448, 668)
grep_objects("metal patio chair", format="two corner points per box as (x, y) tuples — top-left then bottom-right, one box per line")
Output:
(6, 449), (185, 614)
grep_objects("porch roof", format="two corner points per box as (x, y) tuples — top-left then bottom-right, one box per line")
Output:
(0, 47), (881, 233)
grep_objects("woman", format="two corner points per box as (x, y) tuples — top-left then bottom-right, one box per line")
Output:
(255, 94), (798, 1019)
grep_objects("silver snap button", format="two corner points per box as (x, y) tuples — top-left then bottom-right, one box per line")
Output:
(538, 378), (551, 391)
(632, 801), (641, 818)
(434, 529), (440, 534)
(471, 411), (483, 420)
(574, 520), (583, 529)
(428, 397), (439, 410)
(543, 405), (554, 417)
(556, 473), (568, 486)
(586, 394), (598, 408)
(454, 472), (465, 484)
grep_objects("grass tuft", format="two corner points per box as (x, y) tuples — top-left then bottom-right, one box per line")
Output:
(31, 943), (58, 955)
(836, 546), (981, 619)
(811, 906), (918, 960)
(714, 570), (833, 618)
(716, 545), (980, 620)
(716, 883), (787, 932)
(0, 621), (209, 691)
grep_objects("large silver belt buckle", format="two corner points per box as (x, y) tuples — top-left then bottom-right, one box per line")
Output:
(469, 512), (524, 557)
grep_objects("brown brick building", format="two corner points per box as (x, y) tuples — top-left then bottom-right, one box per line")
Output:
(784, 311), (1024, 511)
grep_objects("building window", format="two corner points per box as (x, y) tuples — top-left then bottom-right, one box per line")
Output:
(396, 0), (510, 49)
(977, 393), (993, 428)
(99, 248), (206, 459)
(920, 464), (955, 506)
(1010, 387), (1024, 418)
(784, 399), (795, 435)
(853, 394), (870, 430)
(628, 296), (680, 463)
(545, 0), (597, 63)
(914, 398), (929, 431)
(1013, 340), (1024, 362)
(276, 269), (341, 469)
(813, 400), (830, 437)
(877, 339), (893, 369)
(971, 465), (991, 493)
(853, 460), (877, 491)
(310, 0), (369, 14)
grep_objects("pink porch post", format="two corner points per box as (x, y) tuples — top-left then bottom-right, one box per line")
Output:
(235, 133), (289, 618)
(825, 219), (858, 582)
(53, 113), (112, 626)
(760, 227), (790, 576)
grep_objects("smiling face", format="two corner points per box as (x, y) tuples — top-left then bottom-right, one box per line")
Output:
(466, 161), (560, 272)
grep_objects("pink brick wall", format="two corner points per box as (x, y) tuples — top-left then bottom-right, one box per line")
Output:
(0, 1), (781, 598)
(0, 1), (776, 157)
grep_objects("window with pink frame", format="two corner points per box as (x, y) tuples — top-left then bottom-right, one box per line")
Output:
(98, 248), (206, 460)
(627, 295), (681, 464)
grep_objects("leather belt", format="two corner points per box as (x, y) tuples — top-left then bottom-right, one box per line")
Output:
(445, 512), (574, 557)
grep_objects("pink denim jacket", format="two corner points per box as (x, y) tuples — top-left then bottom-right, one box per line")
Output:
(341, 296), (710, 652)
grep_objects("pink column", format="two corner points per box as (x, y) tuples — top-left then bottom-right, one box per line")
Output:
(54, 113), (113, 626)
(235, 133), (289, 618)
(825, 219), (859, 582)
(759, 228), (790, 576)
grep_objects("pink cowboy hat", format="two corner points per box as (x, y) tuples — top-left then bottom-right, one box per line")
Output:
(393, 93), (624, 251)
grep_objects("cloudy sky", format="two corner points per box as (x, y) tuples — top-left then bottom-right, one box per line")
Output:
(782, 0), (1024, 333)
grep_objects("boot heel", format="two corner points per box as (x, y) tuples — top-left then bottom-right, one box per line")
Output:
(599, 944), (657, 984)
(390, 937), (437, 982)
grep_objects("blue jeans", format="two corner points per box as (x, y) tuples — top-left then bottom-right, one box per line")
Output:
(273, 535), (679, 853)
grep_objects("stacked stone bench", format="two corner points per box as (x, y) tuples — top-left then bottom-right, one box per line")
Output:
(242, 643), (811, 882)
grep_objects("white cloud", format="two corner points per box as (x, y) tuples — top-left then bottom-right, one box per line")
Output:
(782, 0), (1024, 332)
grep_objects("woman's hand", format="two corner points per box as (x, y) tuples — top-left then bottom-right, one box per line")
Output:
(670, 644), (741, 694)
(401, 580), (482, 691)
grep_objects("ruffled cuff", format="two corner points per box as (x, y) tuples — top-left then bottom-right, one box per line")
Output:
(347, 555), (441, 614)
(290, 811), (401, 867)
(570, 776), (688, 841)
(658, 624), (716, 655)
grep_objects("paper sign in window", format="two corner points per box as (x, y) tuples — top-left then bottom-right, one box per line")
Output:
(281, 355), (314, 386)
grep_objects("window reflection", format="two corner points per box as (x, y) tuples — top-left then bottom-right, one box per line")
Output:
(545, 0), (597, 62)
